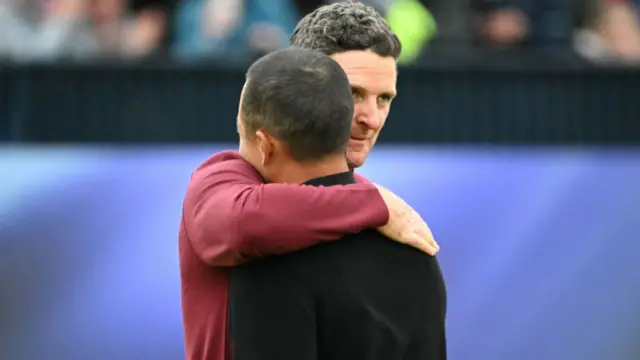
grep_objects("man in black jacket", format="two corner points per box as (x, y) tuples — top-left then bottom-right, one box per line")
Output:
(228, 39), (446, 360)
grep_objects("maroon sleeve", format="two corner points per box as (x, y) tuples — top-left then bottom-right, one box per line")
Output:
(182, 151), (389, 266)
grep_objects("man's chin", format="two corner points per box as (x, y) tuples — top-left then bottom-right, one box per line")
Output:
(346, 152), (366, 169)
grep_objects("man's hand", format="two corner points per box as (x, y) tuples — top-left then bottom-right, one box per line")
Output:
(375, 184), (439, 256)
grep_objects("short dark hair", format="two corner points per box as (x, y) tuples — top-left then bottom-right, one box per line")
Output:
(241, 48), (354, 162)
(290, 2), (401, 59)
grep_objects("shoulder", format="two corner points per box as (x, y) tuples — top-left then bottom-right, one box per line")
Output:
(348, 230), (436, 268)
(233, 243), (340, 285)
(193, 150), (249, 176)
(189, 150), (264, 187)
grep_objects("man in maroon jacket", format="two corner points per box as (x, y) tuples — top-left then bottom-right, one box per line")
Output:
(179, 3), (438, 360)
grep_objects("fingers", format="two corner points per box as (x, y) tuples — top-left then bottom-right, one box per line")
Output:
(375, 188), (440, 256)
(414, 224), (439, 253)
(407, 233), (439, 256)
(409, 211), (439, 253)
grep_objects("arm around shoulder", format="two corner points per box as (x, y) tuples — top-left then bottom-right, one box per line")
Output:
(182, 152), (389, 266)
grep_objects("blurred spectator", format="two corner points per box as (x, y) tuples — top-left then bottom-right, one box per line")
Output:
(173, 0), (298, 62)
(573, 0), (640, 63)
(0, 0), (96, 61)
(291, 1), (391, 17)
(130, 0), (177, 52)
(478, 0), (571, 47)
(0, 0), (168, 62)
(414, 0), (475, 46)
(381, 0), (572, 66)
(386, 0), (437, 64)
(89, 0), (167, 58)
(2, 0), (638, 66)
(291, 0), (326, 17)
(386, 0), (570, 48)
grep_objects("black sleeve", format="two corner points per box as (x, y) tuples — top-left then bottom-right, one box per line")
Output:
(229, 259), (318, 360)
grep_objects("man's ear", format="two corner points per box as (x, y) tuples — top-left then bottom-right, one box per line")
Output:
(255, 130), (274, 166)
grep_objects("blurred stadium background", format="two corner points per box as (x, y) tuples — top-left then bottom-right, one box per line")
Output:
(1, 1), (639, 360)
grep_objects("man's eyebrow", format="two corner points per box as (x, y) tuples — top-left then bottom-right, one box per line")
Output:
(350, 85), (397, 98)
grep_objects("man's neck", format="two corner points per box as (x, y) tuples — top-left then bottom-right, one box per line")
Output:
(270, 154), (350, 184)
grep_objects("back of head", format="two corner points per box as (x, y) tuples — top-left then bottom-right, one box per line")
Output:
(240, 47), (354, 162)
(290, 1), (402, 59)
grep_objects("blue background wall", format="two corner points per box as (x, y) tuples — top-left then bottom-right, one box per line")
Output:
(1, 146), (639, 360)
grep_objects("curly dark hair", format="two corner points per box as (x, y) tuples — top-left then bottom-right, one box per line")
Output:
(290, 2), (402, 59)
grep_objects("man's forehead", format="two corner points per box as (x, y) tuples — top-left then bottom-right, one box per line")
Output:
(330, 50), (397, 94)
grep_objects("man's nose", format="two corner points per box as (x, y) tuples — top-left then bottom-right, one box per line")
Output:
(354, 101), (380, 129)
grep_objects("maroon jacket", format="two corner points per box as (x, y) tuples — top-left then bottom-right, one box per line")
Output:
(179, 151), (389, 360)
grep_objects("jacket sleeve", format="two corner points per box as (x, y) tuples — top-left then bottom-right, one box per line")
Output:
(182, 151), (389, 266)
